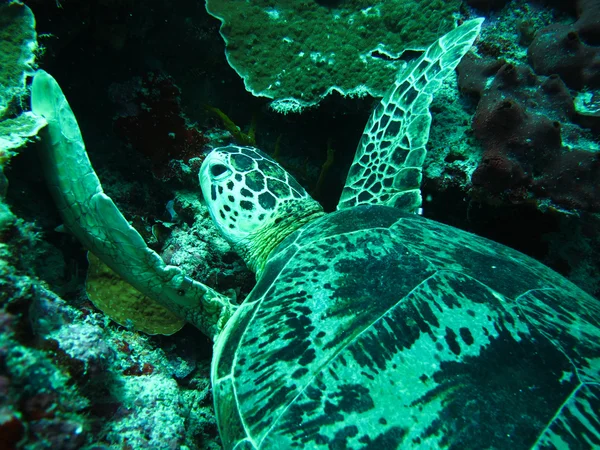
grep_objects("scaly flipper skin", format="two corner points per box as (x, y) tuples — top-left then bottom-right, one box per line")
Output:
(31, 70), (236, 340)
(338, 18), (483, 213)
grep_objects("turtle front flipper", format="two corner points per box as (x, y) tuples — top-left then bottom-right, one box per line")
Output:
(338, 18), (483, 213)
(31, 70), (236, 340)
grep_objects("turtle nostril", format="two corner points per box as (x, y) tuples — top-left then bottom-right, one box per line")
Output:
(211, 164), (228, 178)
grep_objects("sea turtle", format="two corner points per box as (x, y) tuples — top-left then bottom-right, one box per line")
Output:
(30, 18), (600, 449)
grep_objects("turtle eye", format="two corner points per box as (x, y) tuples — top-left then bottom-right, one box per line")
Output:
(210, 163), (230, 179)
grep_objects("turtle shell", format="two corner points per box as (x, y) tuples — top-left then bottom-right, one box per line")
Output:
(211, 205), (600, 449)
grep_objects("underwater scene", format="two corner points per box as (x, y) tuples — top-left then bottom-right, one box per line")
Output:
(1, 0), (600, 449)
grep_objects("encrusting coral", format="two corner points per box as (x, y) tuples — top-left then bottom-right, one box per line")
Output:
(0, 2), (45, 161)
(206, 0), (462, 112)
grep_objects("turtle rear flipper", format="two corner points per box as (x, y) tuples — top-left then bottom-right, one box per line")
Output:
(31, 70), (236, 340)
(338, 18), (483, 213)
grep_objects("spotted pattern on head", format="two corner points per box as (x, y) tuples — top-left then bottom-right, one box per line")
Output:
(199, 146), (310, 245)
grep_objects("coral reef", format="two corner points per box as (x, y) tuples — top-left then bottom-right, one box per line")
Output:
(206, 0), (462, 112)
(159, 191), (255, 302)
(460, 58), (600, 211)
(0, 195), (220, 449)
(0, 2), (45, 159)
(1, 0), (599, 448)
(0, 3), (239, 448)
(111, 73), (209, 181)
(0, 2), (36, 117)
(423, 1), (600, 298)
(528, 0), (600, 90)
(454, 0), (600, 213)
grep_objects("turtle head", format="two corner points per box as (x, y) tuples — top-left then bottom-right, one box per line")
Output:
(199, 145), (324, 274)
